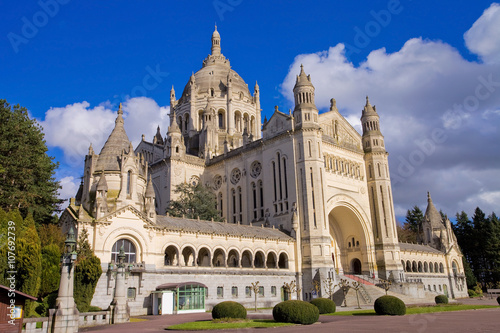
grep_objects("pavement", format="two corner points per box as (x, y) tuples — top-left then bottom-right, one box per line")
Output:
(80, 297), (500, 333)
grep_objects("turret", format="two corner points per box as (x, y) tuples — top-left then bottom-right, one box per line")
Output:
(211, 25), (221, 56)
(170, 86), (177, 110)
(95, 171), (108, 218)
(166, 110), (185, 158)
(292, 65), (319, 129)
(361, 96), (385, 152)
(145, 176), (156, 222)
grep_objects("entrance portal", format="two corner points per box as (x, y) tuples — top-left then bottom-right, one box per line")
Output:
(351, 258), (362, 274)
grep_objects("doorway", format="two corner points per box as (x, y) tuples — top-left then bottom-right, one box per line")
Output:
(351, 258), (362, 274)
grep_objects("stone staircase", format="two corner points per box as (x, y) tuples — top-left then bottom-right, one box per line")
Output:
(333, 275), (438, 307)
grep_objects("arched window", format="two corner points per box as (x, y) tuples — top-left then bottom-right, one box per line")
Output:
(439, 263), (444, 273)
(111, 239), (136, 263)
(218, 110), (225, 129)
(218, 192), (223, 218)
(126, 170), (132, 195)
(231, 189), (237, 223)
(452, 261), (459, 276)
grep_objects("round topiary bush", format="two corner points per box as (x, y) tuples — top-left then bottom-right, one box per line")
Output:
(496, 296), (500, 305)
(273, 300), (319, 325)
(374, 295), (406, 316)
(212, 301), (247, 320)
(435, 295), (448, 304)
(310, 297), (336, 314)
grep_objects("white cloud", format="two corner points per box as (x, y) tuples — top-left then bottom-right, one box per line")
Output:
(464, 3), (500, 64)
(281, 4), (500, 217)
(40, 97), (170, 167)
(58, 176), (80, 202)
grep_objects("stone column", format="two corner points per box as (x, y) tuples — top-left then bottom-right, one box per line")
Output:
(52, 226), (79, 333)
(110, 246), (130, 324)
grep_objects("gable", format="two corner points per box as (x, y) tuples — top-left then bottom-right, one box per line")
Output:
(320, 109), (362, 151)
(262, 110), (292, 140)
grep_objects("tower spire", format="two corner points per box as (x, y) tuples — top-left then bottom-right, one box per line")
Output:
(211, 25), (221, 56)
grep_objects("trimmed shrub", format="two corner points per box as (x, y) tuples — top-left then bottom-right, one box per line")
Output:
(310, 297), (336, 314)
(273, 300), (319, 325)
(435, 295), (448, 304)
(496, 296), (500, 305)
(468, 289), (476, 297)
(374, 295), (406, 316)
(212, 301), (247, 320)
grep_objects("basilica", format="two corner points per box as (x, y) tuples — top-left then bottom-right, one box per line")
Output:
(60, 27), (467, 315)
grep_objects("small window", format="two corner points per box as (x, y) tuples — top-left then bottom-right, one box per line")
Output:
(217, 286), (224, 298)
(231, 286), (238, 297)
(127, 287), (136, 299)
(245, 286), (252, 297)
(258, 286), (264, 297)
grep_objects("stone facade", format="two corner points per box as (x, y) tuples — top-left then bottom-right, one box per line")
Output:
(59, 27), (467, 316)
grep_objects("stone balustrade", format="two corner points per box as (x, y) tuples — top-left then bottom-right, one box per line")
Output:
(22, 310), (111, 333)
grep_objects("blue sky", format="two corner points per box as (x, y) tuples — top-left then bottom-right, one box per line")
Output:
(1, 1), (499, 221)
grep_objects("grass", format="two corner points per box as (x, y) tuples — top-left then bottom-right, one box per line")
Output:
(166, 319), (295, 330)
(328, 304), (499, 316)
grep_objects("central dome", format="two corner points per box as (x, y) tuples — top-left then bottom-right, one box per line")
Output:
(180, 27), (251, 102)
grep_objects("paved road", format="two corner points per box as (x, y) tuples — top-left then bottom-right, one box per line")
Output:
(81, 298), (500, 333)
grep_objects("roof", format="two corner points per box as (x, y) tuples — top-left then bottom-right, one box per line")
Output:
(155, 215), (294, 241)
(294, 64), (314, 88)
(157, 281), (208, 290)
(399, 242), (443, 254)
(424, 192), (445, 230)
(95, 105), (132, 171)
(0, 285), (37, 300)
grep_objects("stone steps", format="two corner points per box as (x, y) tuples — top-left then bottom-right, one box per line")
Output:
(333, 275), (437, 307)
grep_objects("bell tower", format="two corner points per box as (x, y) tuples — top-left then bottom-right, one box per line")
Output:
(361, 97), (404, 281)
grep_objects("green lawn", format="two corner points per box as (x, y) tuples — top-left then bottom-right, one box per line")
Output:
(166, 319), (295, 330)
(328, 304), (499, 316)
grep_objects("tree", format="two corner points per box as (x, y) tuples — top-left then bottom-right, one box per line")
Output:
(1, 211), (42, 317)
(166, 182), (223, 221)
(0, 99), (62, 224)
(38, 243), (61, 299)
(74, 228), (102, 312)
(397, 206), (424, 243)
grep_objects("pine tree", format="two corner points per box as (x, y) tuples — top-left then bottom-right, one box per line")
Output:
(398, 206), (424, 243)
(166, 182), (222, 221)
(471, 207), (488, 283)
(0, 99), (62, 224)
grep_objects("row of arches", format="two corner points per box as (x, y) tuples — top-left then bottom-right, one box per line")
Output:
(402, 260), (445, 274)
(192, 109), (256, 136)
(323, 154), (363, 180)
(164, 245), (289, 269)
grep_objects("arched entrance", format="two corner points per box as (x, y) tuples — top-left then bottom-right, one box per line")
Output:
(328, 203), (373, 276)
(351, 258), (362, 274)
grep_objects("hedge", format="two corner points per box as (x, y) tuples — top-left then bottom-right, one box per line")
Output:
(212, 301), (247, 320)
(273, 300), (319, 325)
(310, 297), (336, 314)
(374, 295), (406, 315)
(435, 295), (448, 304)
